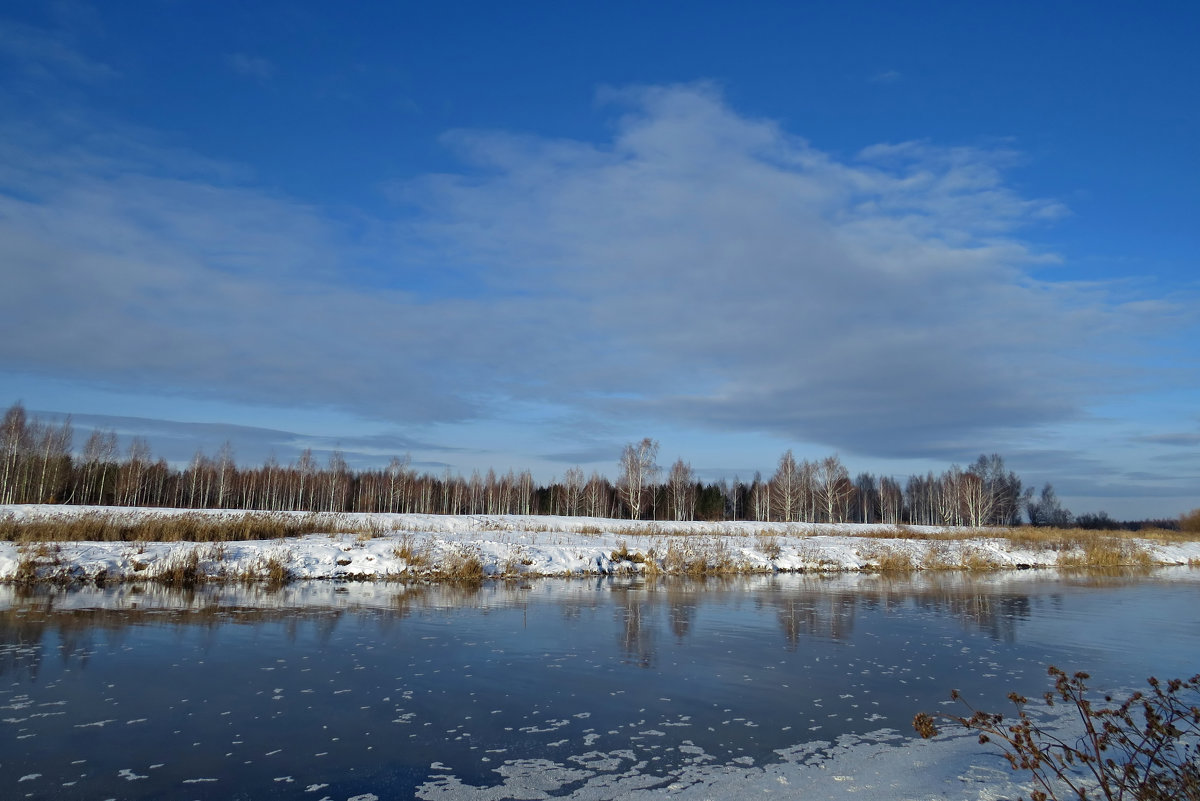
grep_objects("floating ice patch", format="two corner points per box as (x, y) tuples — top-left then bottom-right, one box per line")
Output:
(76, 719), (118, 728)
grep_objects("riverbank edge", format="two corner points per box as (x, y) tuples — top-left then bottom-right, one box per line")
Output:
(2, 504), (1197, 585)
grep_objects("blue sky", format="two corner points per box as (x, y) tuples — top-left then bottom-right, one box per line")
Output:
(1, 1), (1197, 519)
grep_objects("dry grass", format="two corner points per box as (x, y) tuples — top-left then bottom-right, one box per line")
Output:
(609, 540), (647, 564)
(655, 537), (738, 575)
(855, 525), (969, 541)
(0, 511), (373, 543)
(955, 547), (1002, 571)
(255, 554), (293, 586)
(756, 532), (783, 560)
(392, 533), (430, 567)
(909, 544), (1000, 571)
(14, 548), (45, 584)
(139, 544), (295, 586)
(12, 542), (67, 584)
(636, 537), (740, 576)
(919, 544), (954, 570)
(155, 548), (204, 587)
(500, 546), (536, 576)
(1002, 526), (1197, 550)
(436, 546), (485, 582)
(860, 544), (917, 572)
(1057, 538), (1154, 569)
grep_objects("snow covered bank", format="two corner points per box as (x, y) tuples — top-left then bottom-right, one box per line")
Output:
(2, 505), (1197, 584)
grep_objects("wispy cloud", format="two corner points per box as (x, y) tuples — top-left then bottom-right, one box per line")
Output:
(1135, 432), (1200, 447)
(33, 410), (459, 468)
(869, 69), (902, 84)
(0, 82), (1190, 462)
(0, 18), (116, 84)
(224, 52), (274, 82)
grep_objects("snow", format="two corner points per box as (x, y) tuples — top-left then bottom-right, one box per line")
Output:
(414, 727), (1040, 800)
(2, 504), (1197, 583)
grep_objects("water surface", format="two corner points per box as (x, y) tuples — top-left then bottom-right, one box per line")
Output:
(2, 569), (1197, 799)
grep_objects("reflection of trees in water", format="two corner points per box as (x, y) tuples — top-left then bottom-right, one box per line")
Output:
(774, 595), (859, 649)
(1, 572), (1164, 680)
(754, 576), (1039, 648)
(669, 600), (695, 640)
(608, 584), (657, 668)
(665, 583), (696, 640)
(0, 587), (358, 679)
(909, 584), (1031, 644)
(616, 600), (654, 668)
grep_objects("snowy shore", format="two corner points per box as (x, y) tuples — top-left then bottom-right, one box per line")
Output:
(2, 505), (1197, 584)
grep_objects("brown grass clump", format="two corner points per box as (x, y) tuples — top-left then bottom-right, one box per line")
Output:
(259, 554), (293, 586)
(13, 549), (42, 584)
(916, 544), (999, 571)
(919, 544), (953, 570)
(1058, 538), (1153, 569)
(155, 547), (205, 587)
(610, 540), (647, 564)
(392, 534), (429, 566)
(861, 545), (916, 572)
(1180, 508), (1200, 535)
(12, 542), (66, 584)
(757, 532), (783, 560)
(957, 547), (1001, 571)
(656, 537), (736, 575)
(440, 546), (485, 582)
(232, 551), (294, 586)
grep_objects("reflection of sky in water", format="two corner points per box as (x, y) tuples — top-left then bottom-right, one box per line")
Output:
(0, 570), (1197, 799)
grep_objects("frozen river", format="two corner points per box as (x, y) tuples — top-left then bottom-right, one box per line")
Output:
(2, 569), (1198, 800)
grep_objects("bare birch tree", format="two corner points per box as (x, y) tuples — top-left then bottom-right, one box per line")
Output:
(584, 471), (607, 517)
(666, 458), (695, 521)
(770, 450), (802, 522)
(562, 466), (585, 516)
(617, 438), (659, 520)
(814, 455), (853, 523)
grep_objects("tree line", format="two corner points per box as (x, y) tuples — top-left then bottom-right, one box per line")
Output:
(0, 402), (1173, 528)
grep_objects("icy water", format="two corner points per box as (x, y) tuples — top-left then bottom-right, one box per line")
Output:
(1, 569), (1198, 800)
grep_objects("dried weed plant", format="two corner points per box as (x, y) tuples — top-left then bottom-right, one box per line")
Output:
(914, 666), (1200, 801)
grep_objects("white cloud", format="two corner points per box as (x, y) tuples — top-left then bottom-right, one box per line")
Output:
(403, 84), (1180, 455)
(0, 83), (1187, 460)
